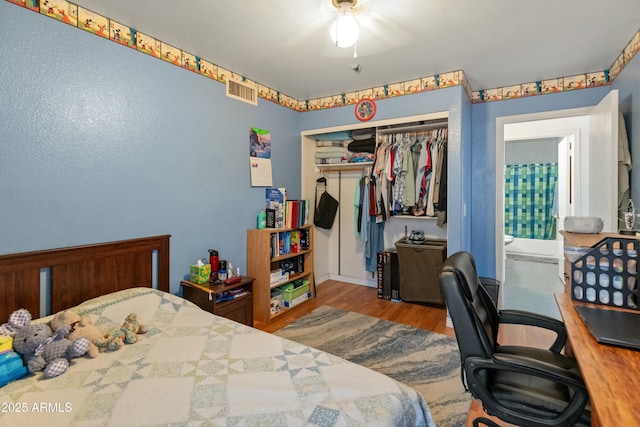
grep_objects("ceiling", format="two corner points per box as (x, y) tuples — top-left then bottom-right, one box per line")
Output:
(68, 0), (640, 101)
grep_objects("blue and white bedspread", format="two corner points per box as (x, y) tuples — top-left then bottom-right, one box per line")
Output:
(0, 288), (434, 426)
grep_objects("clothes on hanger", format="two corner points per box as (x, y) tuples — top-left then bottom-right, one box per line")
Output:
(370, 127), (447, 225)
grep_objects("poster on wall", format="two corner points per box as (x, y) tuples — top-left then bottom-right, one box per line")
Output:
(249, 127), (273, 186)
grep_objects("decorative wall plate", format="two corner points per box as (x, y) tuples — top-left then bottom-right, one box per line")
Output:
(355, 98), (376, 121)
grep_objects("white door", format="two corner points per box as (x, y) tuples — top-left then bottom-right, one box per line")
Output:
(587, 89), (619, 232)
(556, 135), (575, 279)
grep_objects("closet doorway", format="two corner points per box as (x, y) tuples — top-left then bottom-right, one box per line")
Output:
(301, 112), (450, 288)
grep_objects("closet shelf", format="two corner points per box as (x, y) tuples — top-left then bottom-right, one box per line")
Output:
(314, 162), (373, 172)
(390, 215), (438, 220)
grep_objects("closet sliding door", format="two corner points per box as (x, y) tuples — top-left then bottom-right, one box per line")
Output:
(337, 169), (369, 283)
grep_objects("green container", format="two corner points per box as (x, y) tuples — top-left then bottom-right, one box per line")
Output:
(281, 280), (310, 301)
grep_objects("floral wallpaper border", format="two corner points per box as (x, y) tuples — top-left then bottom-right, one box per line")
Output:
(7, 0), (640, 111)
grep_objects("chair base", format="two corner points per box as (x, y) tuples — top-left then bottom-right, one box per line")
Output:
(467, 400), (518, 427)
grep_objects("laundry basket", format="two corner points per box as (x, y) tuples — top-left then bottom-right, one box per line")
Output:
(395, 237), (447, 306)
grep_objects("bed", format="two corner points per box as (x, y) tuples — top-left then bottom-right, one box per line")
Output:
(0, 235), (434, 426)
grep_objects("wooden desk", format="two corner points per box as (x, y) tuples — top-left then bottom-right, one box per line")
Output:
(555, 292), (640, 427)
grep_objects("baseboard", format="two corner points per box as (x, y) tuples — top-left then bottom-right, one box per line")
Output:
(325, 273), (376, 288)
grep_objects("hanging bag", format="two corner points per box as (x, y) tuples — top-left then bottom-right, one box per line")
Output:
(314, 177), (339, 229)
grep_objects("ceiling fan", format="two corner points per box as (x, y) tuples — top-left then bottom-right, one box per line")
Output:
(283, 0), (412, 57)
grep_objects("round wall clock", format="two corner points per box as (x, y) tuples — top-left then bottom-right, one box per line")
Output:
(355, 98), (376, 121)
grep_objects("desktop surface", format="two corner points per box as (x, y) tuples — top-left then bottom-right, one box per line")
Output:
(555, 292), (640, 427)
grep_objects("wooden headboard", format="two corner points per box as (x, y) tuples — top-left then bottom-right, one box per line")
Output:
(0, 235), (170, 321)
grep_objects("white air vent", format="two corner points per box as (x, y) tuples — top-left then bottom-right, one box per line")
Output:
(226, 77), (257, 105)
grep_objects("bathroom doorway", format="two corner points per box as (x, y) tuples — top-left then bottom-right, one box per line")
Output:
(495, 90), (619, 316)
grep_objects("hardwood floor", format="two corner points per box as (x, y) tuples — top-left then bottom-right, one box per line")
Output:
(254, 279), (454, 335)
(254, 279), (558, 426)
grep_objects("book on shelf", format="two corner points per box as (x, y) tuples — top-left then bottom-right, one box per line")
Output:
(284, 199), (312, 228)
(271, 231), (311, 257)
(290, 230), (300, 253)
(265, 187), (286, 229)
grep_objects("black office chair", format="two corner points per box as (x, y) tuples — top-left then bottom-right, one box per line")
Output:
(439, 251), (590, 427)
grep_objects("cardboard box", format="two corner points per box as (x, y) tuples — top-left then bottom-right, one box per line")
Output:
(270, 289), (283, 314)
(189, 264), (211, 284)
(283, 291), (312, 308)
(270, 269), (289, 285)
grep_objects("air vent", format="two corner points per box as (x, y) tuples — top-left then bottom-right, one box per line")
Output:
(226, 77), (257, 105)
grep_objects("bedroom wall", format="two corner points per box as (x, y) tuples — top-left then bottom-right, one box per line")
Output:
(612, 51), (640, 210)
(0, 2), (301, 294)
(2, 1), (637, 292)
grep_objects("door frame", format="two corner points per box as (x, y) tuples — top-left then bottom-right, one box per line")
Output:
(495, 107), (592, 285)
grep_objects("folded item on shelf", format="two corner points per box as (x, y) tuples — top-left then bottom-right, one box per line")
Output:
(352, 153), (375, 162)
(348, 137), (376, 153)
(315, 146), (349, 153)
(312, 131), (352, 141)
(314, 152), (348, 160)
(350, 128), (375, 140)
(315, 157), (346, 164)
(316, 140), (351, 147)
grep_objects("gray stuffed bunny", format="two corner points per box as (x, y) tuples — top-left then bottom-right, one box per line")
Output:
(4, 309), (89, 378)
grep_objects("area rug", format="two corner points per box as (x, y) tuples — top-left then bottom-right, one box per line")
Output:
(275, 305), (470, 427)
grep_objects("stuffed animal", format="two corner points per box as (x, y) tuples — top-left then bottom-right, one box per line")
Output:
(119, 313), (147, 343)
(94, 329), (126, 352)
(94, 313), (147, 352)
(51, 310), (103, 358)
(6, 309), (89, 378)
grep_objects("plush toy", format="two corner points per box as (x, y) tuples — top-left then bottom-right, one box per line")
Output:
(51, 310), (103, 358)
(6, 309), (89, 378)
(94, 329), (126, 352)
(94, 313), (147, 352)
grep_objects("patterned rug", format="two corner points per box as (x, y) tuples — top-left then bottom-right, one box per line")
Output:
(274, 305), (471, 427)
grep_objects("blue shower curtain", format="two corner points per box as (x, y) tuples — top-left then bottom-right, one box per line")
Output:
(504, 163), (558, 240)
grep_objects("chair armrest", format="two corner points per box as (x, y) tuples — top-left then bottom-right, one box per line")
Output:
(465, 354), (589, 427)
(490, 353), (584, 386)
(499, 309), (567, 353)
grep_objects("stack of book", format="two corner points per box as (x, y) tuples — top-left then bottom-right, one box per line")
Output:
(265, 188), (310, 229)
(284, 199), (311, 229)
(271, 229), (310, 257)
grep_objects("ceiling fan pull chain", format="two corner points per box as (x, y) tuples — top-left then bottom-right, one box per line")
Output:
(353, 42), (357, 59)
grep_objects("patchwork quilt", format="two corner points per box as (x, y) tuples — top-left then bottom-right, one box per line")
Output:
(0, 288), (434, 426)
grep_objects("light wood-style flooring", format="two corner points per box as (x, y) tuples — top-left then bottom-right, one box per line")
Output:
(255, 279), (557, 426)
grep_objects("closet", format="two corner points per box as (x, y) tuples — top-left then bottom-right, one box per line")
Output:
(301, 112), (449, 288)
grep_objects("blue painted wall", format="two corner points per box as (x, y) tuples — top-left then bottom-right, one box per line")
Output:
(0, 2), (300, 293)
(2, 1), (637, 289)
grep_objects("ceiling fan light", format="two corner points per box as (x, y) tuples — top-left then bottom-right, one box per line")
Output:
(330, 7), (359, 48)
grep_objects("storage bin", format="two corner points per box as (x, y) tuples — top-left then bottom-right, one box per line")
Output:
(280, 280), (310, 301)
(571, 237), (639, 309)
(395, 237), (447, 305)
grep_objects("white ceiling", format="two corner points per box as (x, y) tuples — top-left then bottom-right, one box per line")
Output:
(68, 0), (640, 101)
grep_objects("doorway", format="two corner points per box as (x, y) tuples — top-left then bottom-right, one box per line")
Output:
(495, 90), (618, 314)
(501, 126), (583, 319)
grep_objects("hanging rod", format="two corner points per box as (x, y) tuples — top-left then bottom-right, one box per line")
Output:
(376, 119), (448, 135)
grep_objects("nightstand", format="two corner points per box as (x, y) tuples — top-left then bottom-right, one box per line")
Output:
(180, 276), (254, 327)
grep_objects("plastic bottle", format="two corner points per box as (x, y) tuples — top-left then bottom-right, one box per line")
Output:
(208, 249), (219, 282)
(258, 210), (267, 229)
